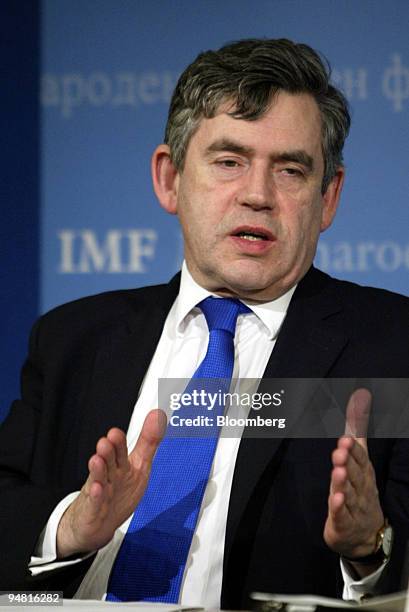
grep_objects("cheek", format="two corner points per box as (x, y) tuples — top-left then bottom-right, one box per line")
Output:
(280, 203), (322, 251)
(296, 195), (323, 230)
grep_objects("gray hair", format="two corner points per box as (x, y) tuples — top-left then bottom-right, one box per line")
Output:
(164, 38), (350, 193)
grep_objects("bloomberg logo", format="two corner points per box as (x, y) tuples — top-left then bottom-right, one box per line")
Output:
(58, 229), (157, 273)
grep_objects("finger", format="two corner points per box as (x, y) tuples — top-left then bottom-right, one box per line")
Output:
(131, 409), (167, 467)
(337, 435), (369, 474)
(348, 437), (370, 468)
(331, 465), (347, 495)
(338, 444), (366, 488)
(328, 489), (352, 524)
(344, 388), (371, 447)
(96, 437), (117, 480)
(330, 465), (360, 520)
(329, 490), (345, 515)
(331, 463), (358, 510)
(88, 480), (104, 502)
(81, 455), (108, 508)
(330, 463), (351, 502)
(332, 445), (349, 468)
(87, 453), (108, 487)
(79, 479), (107, 524)
(107, 428), (128, 468)
(337, 444), (371, 504)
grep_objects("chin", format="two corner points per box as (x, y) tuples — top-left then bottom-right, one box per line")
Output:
(217, 271), (279, 295)
(216, 265), (301, 300)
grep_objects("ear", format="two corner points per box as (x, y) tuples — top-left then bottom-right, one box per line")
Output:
(151, 144), (179, 215)
(320, 167), (345, 232)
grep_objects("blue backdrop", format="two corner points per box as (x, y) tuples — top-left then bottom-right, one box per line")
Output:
(2, 0), (408, 420)
(1, 1), (39, 422)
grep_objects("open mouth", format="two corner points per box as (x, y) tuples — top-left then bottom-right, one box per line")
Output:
(231, 226), (274, 242)
(235, 231), (268, 242)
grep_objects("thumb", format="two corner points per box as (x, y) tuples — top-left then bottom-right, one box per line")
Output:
(344, 387), (371, 449)
(130, 409), (167, 465)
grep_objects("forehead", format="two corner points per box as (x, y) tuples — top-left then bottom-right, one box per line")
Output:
(187, 92), (323, 161)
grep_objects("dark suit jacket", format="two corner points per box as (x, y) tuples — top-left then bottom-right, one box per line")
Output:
(0, 267), (408, 608)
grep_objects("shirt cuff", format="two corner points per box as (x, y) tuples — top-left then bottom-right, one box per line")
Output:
(341, 557), (388, 601)
(29, 491), (91, 575)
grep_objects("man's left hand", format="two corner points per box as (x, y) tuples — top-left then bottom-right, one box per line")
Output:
(324, 389), (384, 564)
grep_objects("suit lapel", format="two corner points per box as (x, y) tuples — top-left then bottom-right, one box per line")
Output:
(76, 276), (180, 478)
(223, 267), (349, 591)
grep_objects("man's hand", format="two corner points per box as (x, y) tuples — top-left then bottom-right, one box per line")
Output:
(56, 409), (166, 558)
(324, 389), (384, 571)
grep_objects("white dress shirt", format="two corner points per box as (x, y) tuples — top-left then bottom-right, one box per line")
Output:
(29, 263), (384, 604)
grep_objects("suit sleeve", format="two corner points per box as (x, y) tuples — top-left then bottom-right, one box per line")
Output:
(376, 438), (409, 594)
(0, 318), (75, 590)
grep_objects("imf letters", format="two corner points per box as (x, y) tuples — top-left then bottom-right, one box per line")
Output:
(58, 229), (157, 274)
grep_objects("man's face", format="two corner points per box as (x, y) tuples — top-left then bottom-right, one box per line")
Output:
(155, 92), (343, 300)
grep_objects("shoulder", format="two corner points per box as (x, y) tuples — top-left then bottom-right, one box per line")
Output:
(297, 266), (408, 342)
(304, 266), (409, 312)
(295, 268), (409, 375)
(44, 282), (169, 318)
(320, 268), (409, 316)
(308, 267), (409, 350)
(32, 275), (181, 352)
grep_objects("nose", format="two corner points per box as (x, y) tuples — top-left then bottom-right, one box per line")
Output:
(237, 163), (274, 211)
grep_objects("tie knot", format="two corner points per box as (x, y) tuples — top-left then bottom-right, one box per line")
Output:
(198, 296), (250, 335)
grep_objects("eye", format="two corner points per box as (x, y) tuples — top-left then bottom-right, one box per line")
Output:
(281, 167), (303, 176)
(277, 167), (307, 182)
(216, 159), (240, 168)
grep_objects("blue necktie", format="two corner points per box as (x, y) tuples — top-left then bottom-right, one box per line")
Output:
(106, 296), (250, 602)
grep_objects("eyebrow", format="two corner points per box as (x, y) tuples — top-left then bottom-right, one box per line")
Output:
(205, 138), (315, 172)
(276, 150), (315, 172)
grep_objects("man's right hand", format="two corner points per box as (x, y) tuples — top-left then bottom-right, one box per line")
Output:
(56, 409), (166, 558)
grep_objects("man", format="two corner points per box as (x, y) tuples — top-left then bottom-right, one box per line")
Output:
(1, 38), (408, 608)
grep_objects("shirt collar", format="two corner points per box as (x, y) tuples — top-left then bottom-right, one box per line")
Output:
(175, 261), (296, 340)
